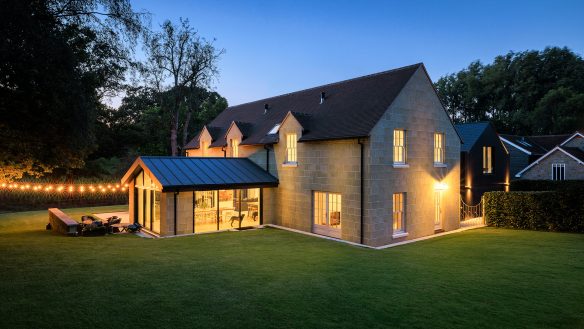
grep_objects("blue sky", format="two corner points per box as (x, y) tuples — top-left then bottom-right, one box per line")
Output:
(132, 0), (584, 106)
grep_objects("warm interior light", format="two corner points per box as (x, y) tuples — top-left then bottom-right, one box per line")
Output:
(434, 182), (448, 191)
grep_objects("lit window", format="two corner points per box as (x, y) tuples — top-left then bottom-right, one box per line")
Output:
(313, 191), (342, 229)
(434, 132), (445, 164)
(201, 141), (208, 157)
(392, 193), (406, 234)
(231, 139), (239, 158)
(552, 163), (565, 180)
(393, 129), (406, 164)
(268, 124), (281, 135)
(286, 133), (297, 163)
(482, 146), (492, 174)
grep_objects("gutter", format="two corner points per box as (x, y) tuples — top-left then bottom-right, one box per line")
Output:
(358, 138), (365, 244)
(263, 145), (271, 172)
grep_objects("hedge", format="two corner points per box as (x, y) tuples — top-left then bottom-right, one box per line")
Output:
(483, 191), (584, 232)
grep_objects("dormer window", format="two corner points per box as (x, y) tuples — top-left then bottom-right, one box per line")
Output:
(268, 124), (281, 135)
(231, 139), (239, 158)
(201, 141), (208, 157)
(285, 133), (297, 163)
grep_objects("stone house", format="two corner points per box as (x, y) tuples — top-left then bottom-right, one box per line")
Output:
(122, 63), (462, 247)
(512, 132), (584, 180)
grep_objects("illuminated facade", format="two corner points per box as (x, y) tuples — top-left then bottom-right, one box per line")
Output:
(181, 63), (462, 247)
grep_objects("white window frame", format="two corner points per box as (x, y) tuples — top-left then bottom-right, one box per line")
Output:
(393, 129), (407, 167)
(231, 139), (239, 158)
(434, 132), (446, 166)
(552, 163), (565, 181)
(392, 193), (407, 238)
(482, 146), (493, 174)
(313, 191), (342, 238)
(285, 133), (297, 164)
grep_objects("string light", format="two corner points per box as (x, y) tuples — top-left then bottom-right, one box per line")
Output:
(0, 182), (128, 194)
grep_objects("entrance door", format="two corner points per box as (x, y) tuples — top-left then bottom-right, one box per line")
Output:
(434, 191), (442, 230)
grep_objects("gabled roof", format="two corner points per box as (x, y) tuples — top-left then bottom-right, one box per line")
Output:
(455, 122), (490, 152)
(500, 133), (572, 155)
(515, 146), (584, 177)
(121, 156), (279, 192)
(185, 63), (425, 149)
(560, 131), (584, 146)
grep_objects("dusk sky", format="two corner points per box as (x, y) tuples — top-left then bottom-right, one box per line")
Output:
(133, 0), (584, 106)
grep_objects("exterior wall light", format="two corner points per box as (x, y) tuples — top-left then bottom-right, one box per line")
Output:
(434, 182), (448, 191)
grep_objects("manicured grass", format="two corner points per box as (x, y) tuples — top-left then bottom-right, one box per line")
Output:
(1, 206), (583, 328)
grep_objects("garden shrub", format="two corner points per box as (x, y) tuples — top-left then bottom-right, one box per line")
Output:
(484, 191), (584, 232)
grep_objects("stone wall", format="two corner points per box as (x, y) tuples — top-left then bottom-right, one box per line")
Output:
(365, 67), (461, 246)
(521, 150), (584, 180)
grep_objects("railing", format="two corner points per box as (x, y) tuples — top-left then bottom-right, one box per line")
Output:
(460, 198), (483, 221)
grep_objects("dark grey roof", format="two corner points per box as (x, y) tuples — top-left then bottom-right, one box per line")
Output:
(562, 147), (584, 162)
(185, 63), (424, 149)
(125, 156), (278, 192)
(499, 133), (571, 155)
(455, 122), (491, 152)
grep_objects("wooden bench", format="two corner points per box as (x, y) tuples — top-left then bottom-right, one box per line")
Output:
(48, 208), (79, 236)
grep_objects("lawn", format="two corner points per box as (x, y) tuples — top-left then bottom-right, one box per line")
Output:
(1, 206), (583, 329)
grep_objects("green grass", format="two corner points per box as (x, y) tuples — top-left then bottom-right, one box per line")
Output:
(1, 206), (583, 329)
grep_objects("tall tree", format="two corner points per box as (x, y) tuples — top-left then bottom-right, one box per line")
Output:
(0, 0), (147, 182)
(435, 47), (584, 135)
(144, 18), (224, 156)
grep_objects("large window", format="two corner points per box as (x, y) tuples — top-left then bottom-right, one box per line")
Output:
(552, 163), (565, 180)
(231, 139), (239, 157)
(482, 146), (493, 174)
(434, 132), (445, 164)
(134, 170), (161, 234)
(194, 188), (261, 233)
(313, 191), (342, 238)
(286, 133), (297, 163)
(392, 193), (406, 235)
(393, 129), (406, 164)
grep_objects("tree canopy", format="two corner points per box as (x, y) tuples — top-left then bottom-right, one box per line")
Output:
(435, 47), (584, 135)
(0, 0), (147, 182)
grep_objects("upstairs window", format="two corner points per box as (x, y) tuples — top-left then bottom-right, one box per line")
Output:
(231, 139), (239, 158)
(552, 163), (565, 180)
(201, 141), (208, 157)
(286, 133), (297, 163)
(393, 129), (407, 164)
(434, 132), (445, 164)
(482, 146), (492, 174)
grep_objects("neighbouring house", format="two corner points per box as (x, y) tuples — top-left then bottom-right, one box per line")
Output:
(510, 131), (584, 180)
(499, 133), (571, 177)
(455, 122), (510, 205)
(122, 63), (462, 247)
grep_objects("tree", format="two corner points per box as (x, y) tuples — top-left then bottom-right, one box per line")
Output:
(0, 0), (147, 182)
(435, 47), (584, 135)
(144, 18), (224, 156)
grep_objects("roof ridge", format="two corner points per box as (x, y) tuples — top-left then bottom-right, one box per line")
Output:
(227, 63), (423, 109)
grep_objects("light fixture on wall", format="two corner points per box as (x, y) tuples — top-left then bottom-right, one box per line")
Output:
(434, 182), (448, 191)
